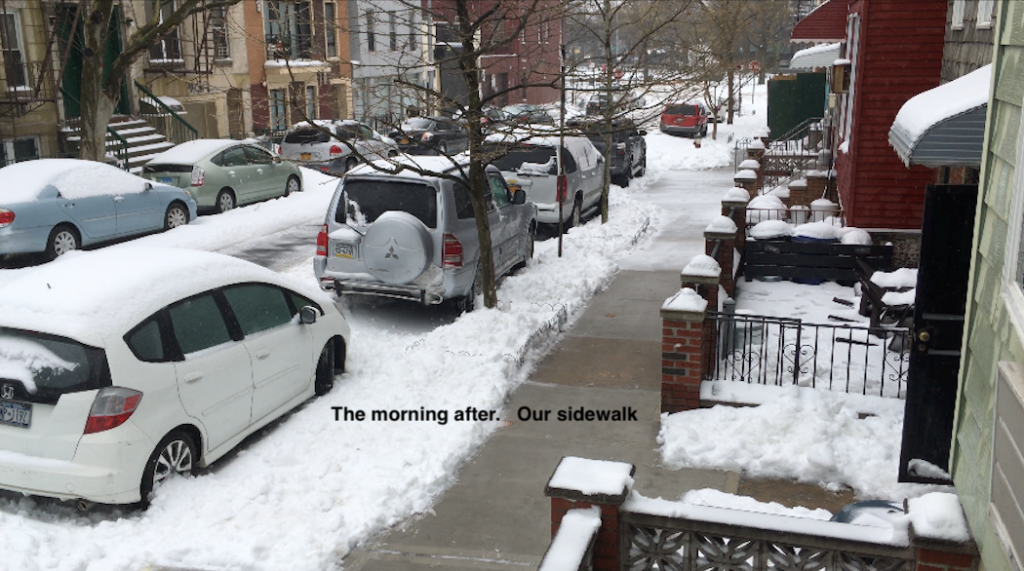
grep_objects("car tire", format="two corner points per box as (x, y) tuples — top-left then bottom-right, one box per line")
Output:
(456, 265), (481, 313)
(636, 156), (646, 178)
(45, 224), (79, 259)
(314, 342), (335, 396)
(216, 189), (236, 213)
(569, 196), (582, 229)
(140, 430), (197, 503)
(164, 202), (189, 230)
(285, 175), (301, 196)
(345, 157), (359, 172)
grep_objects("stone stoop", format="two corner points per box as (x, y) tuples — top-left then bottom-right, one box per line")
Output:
(59, 115), (175, 173)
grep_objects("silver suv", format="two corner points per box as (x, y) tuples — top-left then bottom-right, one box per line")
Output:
(280, 120), (397, 176)
(313, 157), (537, 311)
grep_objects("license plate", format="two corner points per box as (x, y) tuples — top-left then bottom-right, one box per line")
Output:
(399, 138), (410, 144)
(333, 242), (355, 258)
(301, 153), (312, 160)
(159, 177), (174, 184)
(0, 400), (31, 429)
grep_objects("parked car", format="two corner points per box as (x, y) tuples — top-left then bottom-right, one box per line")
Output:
(314, 156), (536, 312)
(280, 120), (398, 176)
(502, 104), (555, 125)
(143, 139), (301, 214)
(0, 159), (197, 260)
(584, 90), (642, 116)
(0, 247), (350, 505)
(660, 102), (710, 137)
(567, 117), (647, 187)
(484, 133), (603, 229)
(388, 116), (469, 155)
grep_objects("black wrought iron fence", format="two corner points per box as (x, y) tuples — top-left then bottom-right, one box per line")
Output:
(701, 311), (909, 398)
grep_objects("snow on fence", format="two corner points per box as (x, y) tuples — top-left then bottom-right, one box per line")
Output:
(701, 312), (910, 399)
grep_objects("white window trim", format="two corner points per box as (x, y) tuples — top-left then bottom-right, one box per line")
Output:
(977, 0), (995, 29)
(1001, 88), (1024, 337)
(952, 0), (966, 30)
(1, 10), (28, 89)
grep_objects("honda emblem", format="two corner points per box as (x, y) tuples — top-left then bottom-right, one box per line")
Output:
(1, 384), (14, 400)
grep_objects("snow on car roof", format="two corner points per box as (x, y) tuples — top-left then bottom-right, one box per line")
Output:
(484, 131), (589, 149)
(0, 159), (154, 203)
(148, 139), (240, 165)
(289, 119), (361, 130)
(0, 247), (332, 347)
(349, 155), (472, 180)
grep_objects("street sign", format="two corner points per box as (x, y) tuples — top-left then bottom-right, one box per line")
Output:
(749, 60), (761, 73)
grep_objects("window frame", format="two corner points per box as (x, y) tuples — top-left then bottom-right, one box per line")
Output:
(389, 11), (397, 51)
(951, 0), (966, 30)
(324, 2), (338, 58)
(976, 0), (995, 29)
(148, 0), (182, 62)
(366, 11), (376, 52)
(1002, 88), (1024, 338)
(221, 283), (296, 338)
(269, 88), (287, 131)
(0, 11), (27, 88)
(407, 10), (417, 51)
(166, 290), (241, 357)
(306, 85), (317, 120)
(211, 6), (230, 60)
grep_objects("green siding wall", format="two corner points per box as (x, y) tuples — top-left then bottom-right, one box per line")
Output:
(952, 3), (1024, 570)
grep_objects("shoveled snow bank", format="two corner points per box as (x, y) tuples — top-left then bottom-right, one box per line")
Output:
(679, 488), (833, 520)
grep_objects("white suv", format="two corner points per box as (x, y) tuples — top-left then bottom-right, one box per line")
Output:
(0, 247), (350, 505)
(280, 120), (398, 176)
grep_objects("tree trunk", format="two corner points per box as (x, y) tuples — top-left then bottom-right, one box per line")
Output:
(600, 0), (613, 224)
(78, 0), (118, 163)
(726, 68), (735, 125)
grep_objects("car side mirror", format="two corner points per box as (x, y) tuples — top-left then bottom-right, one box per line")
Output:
(596, 154), (604, 162)
(639, 130), (647, 136)
(299, 306), (318, 324)
(144, 182), (153, 191)
(512, 189), (527, 205)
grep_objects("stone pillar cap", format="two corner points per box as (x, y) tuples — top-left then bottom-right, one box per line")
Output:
(748, 139), (766, 150)
(705, 215), (737, 234)
(545, 456), (636, 504)
(661, 288), (708, 321)
(738, 159), (760, 170)
(734, 169), (757, 181)
(723, 187), (750, 203)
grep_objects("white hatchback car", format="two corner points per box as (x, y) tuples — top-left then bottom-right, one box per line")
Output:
(0, 247), (350, 506)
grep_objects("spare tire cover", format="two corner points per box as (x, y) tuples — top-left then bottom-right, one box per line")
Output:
(362, 211), (433, 285)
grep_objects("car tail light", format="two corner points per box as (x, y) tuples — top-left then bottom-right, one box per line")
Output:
(84, 387), (143, 435)
(329, 145), (343, 157)
(421, 132), (434, 142)
(316, 224), (328, 257)
(190, 166), (204, 187)
(443, 233), (463, 268)
(615, 142), (626, 155)
(557, 175), (567, 202)
(0, 208), (14, 228)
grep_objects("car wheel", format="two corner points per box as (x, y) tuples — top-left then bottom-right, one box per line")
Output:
(569, 196), (582, 229)
(285, 175), (301, 196)
(140, 430), (197, 502)
(216, 189), (236, 213)
(345, 157), (359, 172)
(437, 142), (448, 156)
(46, 225), (79, 259)
(314, 342), (335, 396)
(636, 156), (646, 178)
(164, 202), (189, 230)
(456, 265), (481, 313)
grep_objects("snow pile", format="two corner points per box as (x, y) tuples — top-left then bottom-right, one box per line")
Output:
(683, 255), (722, 278)
(882, 290), (916, 306)
(706, 215), (737, 234)
(747, 195), (787, 224)
(659, 386), (910, 499)
(738, 159), (760, 170)
(679, 488), (833, 520)
(723, 187), (750, 202)
(890, 65), (991, 147)
(548, 457), (634, 496)
(749, 139), (765, 151)
(662, 288), (708, 314)
(794, 222), (841, 241)
(810, 198), (837, 209)
(908, 459), (951, 481)
(841, 228), (873, 245)
(735, 169), (757, 181)
(906, 493), (971, 542)
(769, 185), (790, 200)
(538, 507), (602, 571)
(872, 268), (918, 289)
(750, 220), (792, 240)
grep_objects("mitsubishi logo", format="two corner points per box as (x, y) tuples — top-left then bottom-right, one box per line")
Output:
(1, 384), (13, 400)
(385, 245), (399, 260)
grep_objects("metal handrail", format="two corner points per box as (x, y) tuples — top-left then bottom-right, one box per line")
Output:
(134, 80), (199, 143)
(58, 87), (130, 170)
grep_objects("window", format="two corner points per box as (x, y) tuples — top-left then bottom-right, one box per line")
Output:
(244, 145), (274, 164)
(222, 284), (293, 337)
(306, 85), (317, 120)
(951, 0), (965, 30)
(389, 12), (397, 50)
(269, 89), (287, 131)
(286, 291), (321, 315)
(168, 294), (233, 355)
(366, 11), (376, 52)
(407, 11), (417, 51)
(490, 175), (511, 208)
(211, 6), (230, 59)
(148, 1), (181, 61)
(0, 12), (26, 88)
(220, 146), (248, 167)
(339, 180), (438, 228)
(0, 137), (37, 166)
(977, 0), (994, 29)
(0, 327), (109, 403)
(125, 318), (167, 362)
(325, 2), (337, 58)
(265, 1), (312, 59)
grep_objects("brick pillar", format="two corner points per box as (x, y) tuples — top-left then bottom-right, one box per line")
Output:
(705, 227), (737, 296)
(546, 457), (635, 571)
(661, 289), (708, 413)
(739, 159), (762, 193)
(722, 192), (749, 261)
(806, 172), (827, 202)
(788, 178), (809, 208)
(735, 170), (758, 198)
(747, 139), (765, 161)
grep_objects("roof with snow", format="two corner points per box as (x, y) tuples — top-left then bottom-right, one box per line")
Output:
(889, 65), (991, 168)
(790, 0), (851, 43)
(789, 43), (842, 70)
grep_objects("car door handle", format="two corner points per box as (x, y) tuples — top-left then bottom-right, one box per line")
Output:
(256, 349), (270, 359)
(183, 371), (203, 383)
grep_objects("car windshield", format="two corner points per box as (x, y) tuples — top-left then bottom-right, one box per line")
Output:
(0, 327), (109, 404)
(665, 104), (697, 116)
(486, 145), (559, 175)
(338, 179), (438, 229)
(402, 119), (435, 130)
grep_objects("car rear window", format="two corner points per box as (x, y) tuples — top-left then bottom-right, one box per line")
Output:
(0, 327), (110, 404)
(337, 179), (438, 229)
(144, 164), (193, 173)
(665, 104), (697, 116)
(284, 127), (332, 144)
(486, 146), (558, 174)
(403, 118), (435, 130)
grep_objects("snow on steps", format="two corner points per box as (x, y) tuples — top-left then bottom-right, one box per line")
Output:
(62, 115), (175, 171)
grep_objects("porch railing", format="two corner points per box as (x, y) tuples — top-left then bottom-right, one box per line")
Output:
(58, 87), (130, 170)
(134, 81), (198, 145)
(701, 311), (909, 398)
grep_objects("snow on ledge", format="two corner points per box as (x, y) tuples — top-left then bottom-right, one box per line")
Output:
(538, 507), (602, 571)
(723, 187), (750, 203)
(871, 268), (918, 289)
(750, 220), (793, 240)
(623, 491), (909, 547)
(735, 169), (758, 181)
(907, 493), (971, 543)
(699, 381), (906, 418)
(684, 254), (722, 278)
(739, 159), (760, 170)
(548, 457), (634, 497)
(706, 215), (738, 234)
(662, 288), (708, 314)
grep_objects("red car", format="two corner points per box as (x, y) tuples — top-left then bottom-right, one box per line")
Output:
(660, 102), (709, 137)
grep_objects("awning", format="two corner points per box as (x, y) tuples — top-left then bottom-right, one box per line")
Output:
(889, 65), (991, 168)
(791, 0), (851, 43)
(789, 43), (842, 70)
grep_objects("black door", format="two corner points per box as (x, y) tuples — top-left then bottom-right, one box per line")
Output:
(898, 184), (978, 484)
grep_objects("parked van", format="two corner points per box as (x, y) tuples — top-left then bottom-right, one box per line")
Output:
(483, 134), (603, 228)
